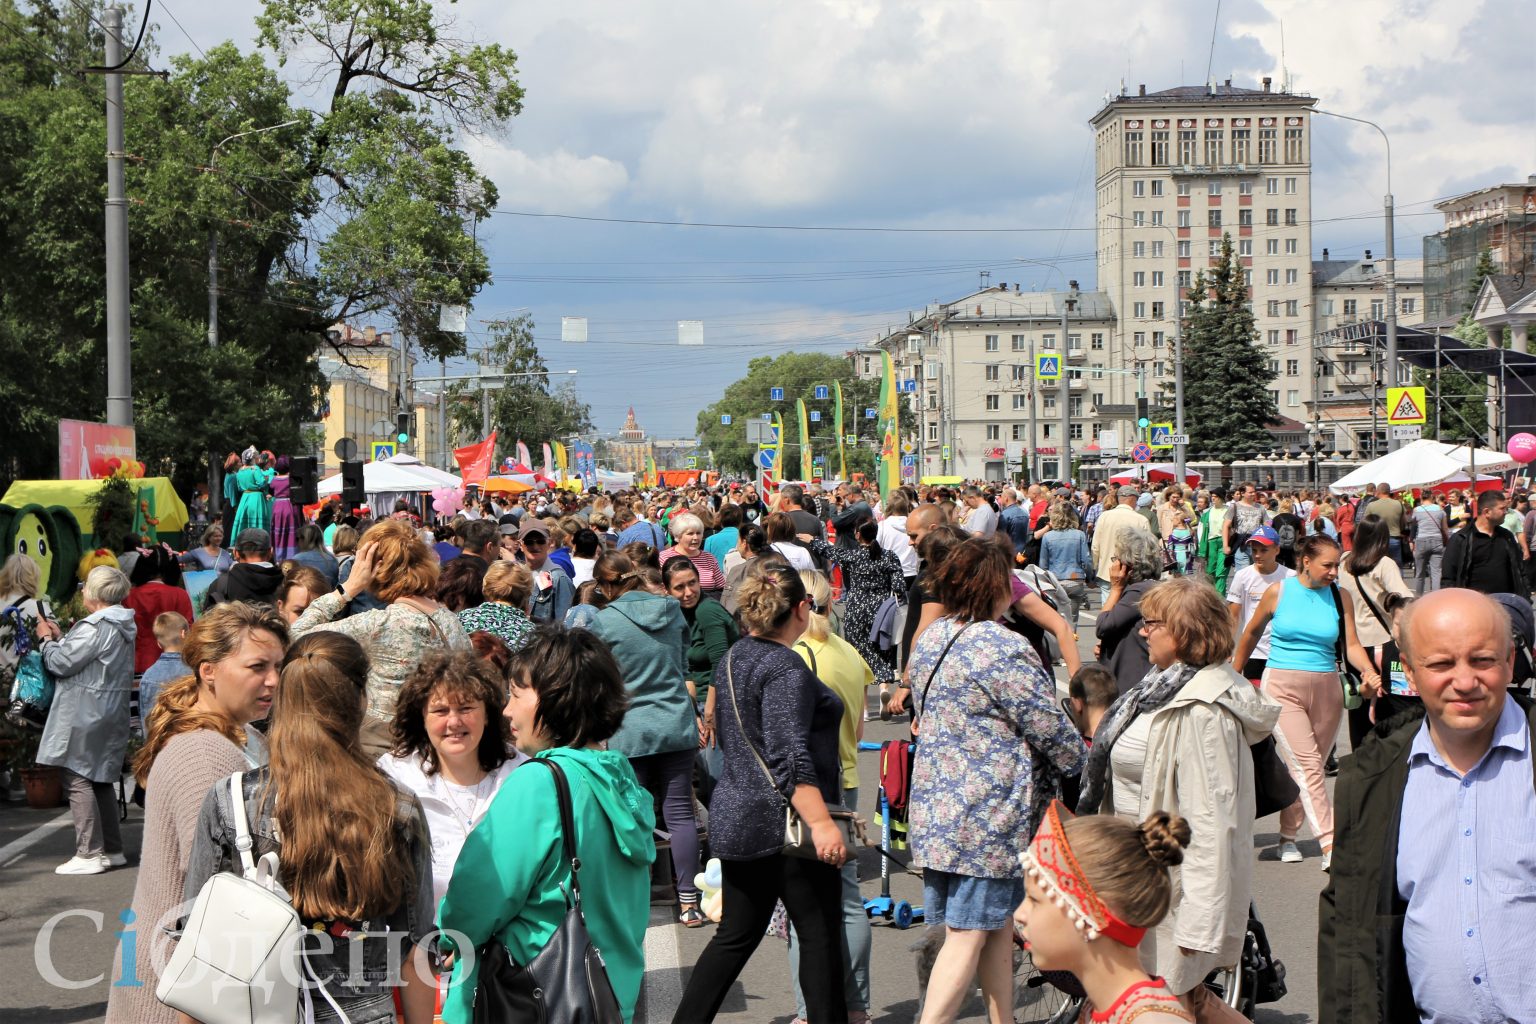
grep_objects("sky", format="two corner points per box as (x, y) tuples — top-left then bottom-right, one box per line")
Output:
(143, 0), (1535, 439)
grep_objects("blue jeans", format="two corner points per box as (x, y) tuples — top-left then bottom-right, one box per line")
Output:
(1232, 545), (1253, 572)
(787, 787), (871, 1016)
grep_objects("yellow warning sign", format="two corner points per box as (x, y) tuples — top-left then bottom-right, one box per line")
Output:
(1386, 386), (1426, 425)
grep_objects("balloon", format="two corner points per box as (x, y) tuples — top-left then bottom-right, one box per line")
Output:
(703, 858), (723, 891)
(1509, 433), (1536, 464)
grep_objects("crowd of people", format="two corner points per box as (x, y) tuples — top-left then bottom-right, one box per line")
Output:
(5, 467), (1533, 1024)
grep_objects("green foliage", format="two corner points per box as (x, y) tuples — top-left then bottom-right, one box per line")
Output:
(446, 316), (592, 456)
(1417, 314), (1491, 442)
(1469, 247), (1498, 306)
(1168, 233), (1278, 462)
(87, 472), (135, 553)
(695, 352), (881, 478)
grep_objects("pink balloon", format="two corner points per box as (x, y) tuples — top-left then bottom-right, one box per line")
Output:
(1509, 433), (1536, 464)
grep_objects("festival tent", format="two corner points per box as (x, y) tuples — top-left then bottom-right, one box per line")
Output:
(2, 477), (190, 541)
(1109, 464), (1203, 487)
(595, 470), (635, 490)
(379, 452), (460, 488)
(317, 460), (442, 496)
(1328, 438), (1520, 495)
(1425, 473), (1504, 496)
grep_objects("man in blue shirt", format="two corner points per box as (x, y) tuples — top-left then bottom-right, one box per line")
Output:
(1319, 588), (1536, 1024)
(996, 487), (1030, 554)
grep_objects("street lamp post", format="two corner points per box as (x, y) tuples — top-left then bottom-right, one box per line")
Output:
(1105, 215), (1185, 483)
(1315, 108), (1397, 449)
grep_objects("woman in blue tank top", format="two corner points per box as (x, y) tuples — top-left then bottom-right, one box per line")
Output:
(1231, 534), (1379, 870)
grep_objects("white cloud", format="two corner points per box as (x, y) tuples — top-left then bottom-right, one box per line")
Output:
(462, 140), (629, 212)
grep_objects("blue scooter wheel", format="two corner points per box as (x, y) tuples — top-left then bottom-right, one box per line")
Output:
(894, 900), (914, 929)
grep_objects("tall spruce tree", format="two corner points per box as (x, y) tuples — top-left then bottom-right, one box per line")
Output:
(1172, 233), (1278, 461)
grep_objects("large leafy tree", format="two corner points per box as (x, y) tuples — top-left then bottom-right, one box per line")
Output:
(696, 352), (880, 478)
(1170, 233), (1278, 461)
(445, 316), (592, 459)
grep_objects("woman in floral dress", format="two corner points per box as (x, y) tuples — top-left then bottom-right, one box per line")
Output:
(906, 536), (1087, 1024)
(802, 519), (905, 685)
(457, 560), (536, 652)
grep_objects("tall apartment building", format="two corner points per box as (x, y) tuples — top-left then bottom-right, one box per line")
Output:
(1090, 80), (1317, 446)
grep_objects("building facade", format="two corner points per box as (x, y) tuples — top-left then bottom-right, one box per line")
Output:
(611, 406), (653, 475)
(315, 323), (442, 475)
(1423, 179), (1536, 323)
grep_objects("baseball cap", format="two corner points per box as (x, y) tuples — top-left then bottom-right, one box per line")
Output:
(518, 520), (551, 542)
(1248, 525), (1279, 546)
(497, 521), (519, 536)
(1136, 492), (1154, 508)
(234, 528), (271, 553)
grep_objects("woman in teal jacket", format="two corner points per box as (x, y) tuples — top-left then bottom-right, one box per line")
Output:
(438, 628), (656, 1024)
(587, 550), (706, 924)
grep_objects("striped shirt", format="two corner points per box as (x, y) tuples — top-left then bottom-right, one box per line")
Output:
(1397, 697), (1536, 1023)
(659, 547), (725, 594)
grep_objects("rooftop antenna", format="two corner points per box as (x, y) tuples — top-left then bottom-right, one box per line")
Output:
(1204, 0), (1222, 86)
(1280, 21), (1289, 93)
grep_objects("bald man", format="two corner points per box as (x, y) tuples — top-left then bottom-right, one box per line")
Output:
(1320, 589), (1536, 1024)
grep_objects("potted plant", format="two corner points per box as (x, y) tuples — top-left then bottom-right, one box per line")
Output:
(7, 729), (63, 809)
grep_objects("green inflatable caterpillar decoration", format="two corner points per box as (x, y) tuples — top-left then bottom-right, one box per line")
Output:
(0, 504), (84, 603)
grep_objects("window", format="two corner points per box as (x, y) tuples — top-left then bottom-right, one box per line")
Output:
(1259, 128), (1277, 163)
(1343, 299), (1358, 316)
(1151, 129), (1169, 165)
(1208, 180), (1222, 197)
(1267, 329), (1280, 344)
(1285, 300), (1298, 316)
(1068, 333), (1082, 351)
(1013, 365), (1029, 381)
(1069, 396), (1083, 416)
(1042, 333), (1057, 350)
(1286, 359), (1299, 376)
(1285, 329), (1298, 344)
(1133, 271), (1146, 287)
(1151, 271), (1164, 287)
(1266, 177), (1279, 195)
(1043, 397), (1057, 411)
(1268, 359), (1280, 374)
(1284, 208), (1297, 226)
(1012, 424), (1026, 441)
(1239, 240), (1253, 256)
(1152, 331), (1165, 347)
(1012, 334), (1026, 351)
(925, 359), (939, 379)
(1131, 178), (1145, 196)
(1133, 210), (1145, 226)
(1091, 332), (1105, 350)
(1013, 394), (1027, 409)
(1371, 299), (1384, 320)
(984, 364), (999, 381)
(1177, 271), (1192, 288)
(1266, 208), (1279, 226)
(986, 424), (1000, 440)
(1154, 361), (1167, 378)
(1239, 180), (1253, 195)
(1268, 388), (1280, 407)
(1320, 298), (1334, 315)
(1133, 303), (1146, 318)
(1177, 240), (1191, 257)
(1177, 181), (1192, 196)
(1285, 268), (1298, 284)
(928, 423), (939, 441)
(1178, 129), (1197, 164)
(1179, 300), (1191, 317)
(1267, 300), (1281, 316)
(1284, 177), (1297, 195)
(1266, 239), (1279, 255)
(1287, 390), (1299, 408)
(1243, 269), (1254, 286)
(1150, 180), (1164, 197)
(1239, 209), (1253, 227)
(862, 357), (871, 374)
(1284, 127), (1304, 163)
(1091, 363), (1104, 378)
(928, 391), (938, 409)
(1209, 240), (1222, 257)
(1132, 241), (1146, 258)
(1092, 392), (1104, 406)
(1069, 423), (1084, 440)
(1285, 238), (1298, 254)
(1151, 302), (1164, 319)
(1150, 210), (1164, 226)
(1209, 210), (1222, 228)
(1151, 240), (1164, 257)
(1205, 131), (1223, 165)
(1402, 298), (1417, 315)
(1266, 269), (1279, 285)
(1177, 210), (1191, 228)
(1134, 331), (1147, 347)
(984, 334), (998, 352)
(1232, 130), (1251, 163)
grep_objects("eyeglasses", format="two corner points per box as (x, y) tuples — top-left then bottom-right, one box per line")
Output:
(1140, 618), (1166, 633)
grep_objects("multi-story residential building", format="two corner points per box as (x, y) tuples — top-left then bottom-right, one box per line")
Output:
(872, 284), (1116, 482)
(1423, 178), (1536, 323)
(1090, 79), (1317, 447)
(315, 323), (442, 474)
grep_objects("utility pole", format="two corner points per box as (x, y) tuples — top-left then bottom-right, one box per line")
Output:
(103, 7), (132, 427)
(1171, 272), (1187, 486)
(1383, 191), (1399, 447)
(438, 355), (448, 469)
(1061, 283), (1078, 484)
(397, 329), (410, 454)
(1027, 338), (1039, 485)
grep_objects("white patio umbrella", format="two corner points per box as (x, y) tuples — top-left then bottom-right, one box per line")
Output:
(1328, 438), (1518, 495)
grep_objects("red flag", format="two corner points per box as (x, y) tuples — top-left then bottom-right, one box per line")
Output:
(454, 431), (497, 485)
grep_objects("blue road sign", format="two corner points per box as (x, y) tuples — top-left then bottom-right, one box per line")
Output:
(761, 413), (771, 421)
(814, 385), (829, 400)
(901, 454), (916, 468)
(865, 408), (877, 418)
(770, 387), (785, 401)
(810, 410), (821, 422)
(757, 448), (776, 470)
(1036, 354), (1061, 380)
(720, 414), (732, 425)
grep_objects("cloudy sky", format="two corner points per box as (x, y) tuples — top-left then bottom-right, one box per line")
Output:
(149, 0), (1534, 438)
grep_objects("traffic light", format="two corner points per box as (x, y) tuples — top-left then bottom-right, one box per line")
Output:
(1136, 397), (1150, 430)
(395, 412), (411, 444)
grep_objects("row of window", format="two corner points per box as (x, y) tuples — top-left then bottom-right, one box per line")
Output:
(1129, 237), (1300, 258)
(1123, 128), (1305, 167)
(1126, 208), (1299, 228)
(970, 423), (1089, 442)
(983, 332), (1106, 353)
(1130, 177), (1300, 198)
(1318, 297), (1417, 317)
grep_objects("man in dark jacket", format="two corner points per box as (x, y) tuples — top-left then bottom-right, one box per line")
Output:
(202, 528), (282, 608)
(1442, 489), (1530, 598)
(1319, 588), (1536, 1023)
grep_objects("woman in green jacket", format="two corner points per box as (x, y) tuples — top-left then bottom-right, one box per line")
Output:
(1199, 485), (1231, 597)
(588, 551), (705, 925)
(663, 554), (740, 745)
(438, 628), (657, 1024)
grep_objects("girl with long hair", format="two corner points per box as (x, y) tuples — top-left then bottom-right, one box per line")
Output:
(1337, 514), (1413, 747)
(106, 603), (289, 1024)
(183, 632), (436, 1023)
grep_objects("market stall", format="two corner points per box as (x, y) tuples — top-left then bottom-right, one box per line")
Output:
(1328, 439), (1519, 495)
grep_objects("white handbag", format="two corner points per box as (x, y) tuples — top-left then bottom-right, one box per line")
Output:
(155, 772), (306, 1024)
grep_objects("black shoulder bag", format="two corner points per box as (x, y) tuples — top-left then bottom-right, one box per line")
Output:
(1330, 583), (1363, 711)
(474, 758), (623, 1024)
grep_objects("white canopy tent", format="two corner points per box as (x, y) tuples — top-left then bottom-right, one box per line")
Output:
(1328, 439), (1520, 495)
(379, 452), (461, 488)
(317, 460), (443, 497)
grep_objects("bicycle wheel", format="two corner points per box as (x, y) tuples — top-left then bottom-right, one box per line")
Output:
(1013, 948), (1077, 1024)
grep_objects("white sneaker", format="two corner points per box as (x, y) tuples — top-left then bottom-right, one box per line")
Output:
(1321, 851), (1332, 872)
(101, 852), (128, 868)
(56, 855), (107, 876)
(1277, 841), (1303, 863)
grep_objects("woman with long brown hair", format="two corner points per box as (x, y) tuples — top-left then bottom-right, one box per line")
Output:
(105, 602), (289, 1024)
(183, 632), (436, 1023)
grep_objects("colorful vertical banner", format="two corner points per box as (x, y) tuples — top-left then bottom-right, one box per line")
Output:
(553, 441), (569, 477)
(833, 382), (846, 481)
(796, 399), (812, 481)
(541, 442), (554, 478)
(645, 454), (658, 488)
(771, 412), (785, 482)
(877, 351), (899, 498)
(515, 440), (532, 470)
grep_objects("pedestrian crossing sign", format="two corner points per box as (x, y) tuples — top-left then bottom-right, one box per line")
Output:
(1036, 354), (1061, 380)
(1386, 386), (1426, 425)
(1149, 423), (1174, 449)
(370, 441), (396, 462)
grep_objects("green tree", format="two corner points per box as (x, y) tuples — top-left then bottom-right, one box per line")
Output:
(1468, 247), (1498, 308)
(446, 316), (592, 460)
(1170, 233), (1277, 461)
(695, 352), (880, 478)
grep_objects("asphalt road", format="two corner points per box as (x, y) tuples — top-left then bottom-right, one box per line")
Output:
(0, 615), (1332, 1023)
